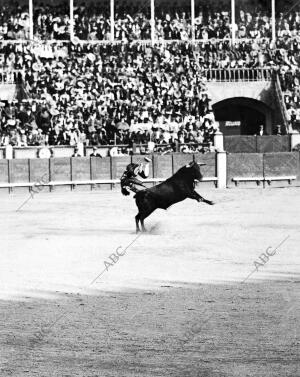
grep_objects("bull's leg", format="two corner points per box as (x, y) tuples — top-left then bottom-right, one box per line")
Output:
(139, 207), (156, 232)
(140, 217), (146, 232)
(135, 213), (141, 233)
(190, 191), (214, 205)
(135, 192), (155, 233)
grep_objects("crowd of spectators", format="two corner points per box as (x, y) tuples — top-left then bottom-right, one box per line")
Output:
(0, 41), (219, 149)
(34, 3), (70, 40)
(2, 32), (300, 148)
(278, 55), (300, 131)
(0, 3), (30, 40)
(1, 1), (300, 149)
(1, 1), (300, 41)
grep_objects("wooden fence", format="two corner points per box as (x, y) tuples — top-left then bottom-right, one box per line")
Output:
(0, 151), (299, 193)
(227, 152), (300, 187)
(0, 153), (217, 193)
(224, 135), (291, 153)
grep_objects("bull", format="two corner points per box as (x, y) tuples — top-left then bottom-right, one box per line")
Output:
(134, 161), (214, 232)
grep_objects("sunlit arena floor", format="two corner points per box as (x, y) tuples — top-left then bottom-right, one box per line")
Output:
(0, 187), (299, 377)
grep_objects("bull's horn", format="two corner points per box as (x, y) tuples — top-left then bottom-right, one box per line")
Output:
(197, 162), (206, 166)
(185, 161), (194, 168)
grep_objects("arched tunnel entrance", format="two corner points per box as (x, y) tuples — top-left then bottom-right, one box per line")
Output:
(213, 97), (273, 135)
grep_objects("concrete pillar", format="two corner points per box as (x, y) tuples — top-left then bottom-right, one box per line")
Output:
(29, 0), (33, 40)
(231, 0), (236, 44)
(151, 0), (155, 45)
(110, 0), (115, 42)
(291, 132), (300, 150)
(216, 151), (227, 189)
(214, 131), (224, 151)
(77, 142), (84, 157)
(271, 0), (276, 43)
(70, 0), (74, 41)
(5, 145), (13, 159)
(191, 0), (195, 41)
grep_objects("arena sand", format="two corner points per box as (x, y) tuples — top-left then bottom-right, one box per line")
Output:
(0, 188), (299, 377)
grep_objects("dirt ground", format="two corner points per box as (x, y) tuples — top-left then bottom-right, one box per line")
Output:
(0, 187), (299, 377)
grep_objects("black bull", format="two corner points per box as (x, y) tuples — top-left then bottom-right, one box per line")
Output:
(134, 161), (214, 232)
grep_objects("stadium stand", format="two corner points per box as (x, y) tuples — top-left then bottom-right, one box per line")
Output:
(0, 41), (217, 150)
(0, 0), (300, 152)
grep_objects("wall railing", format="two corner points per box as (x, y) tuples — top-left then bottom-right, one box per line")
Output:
(0, 67), (274, 86)
(0, 36), (295, 46)
(203, 67), (273, 82)
(274, 73), (290, 133)
(0, 142), (211, 159)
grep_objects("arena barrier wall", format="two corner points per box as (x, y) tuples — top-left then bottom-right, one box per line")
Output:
(29, 159), (50, 192)
(49, 158), (71, 191)
(90, 157), (111, 190)
(227, 153), (264, 187)
(9, 159), (29, 182)
(263, 152), (299, 187)
(111, 156), (131, 181)
(0, 159), (9, 193)
(224, 135), (291, 153)
(9, 159), (30, 193)
(172, 153), (193, 173)
(195, 153), (216, 177)
(0, 153), (216, 192)
(71, 158), (91, 181)
(70, 158), (91, 191)
(227, 152), (300, 187)
(0, 152), (299, 194)
(153, 154), (173, 179)
(224, 136), (257, 153)
(257, 136), (291, 153)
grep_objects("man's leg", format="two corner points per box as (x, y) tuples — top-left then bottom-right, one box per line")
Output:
(139, 158), (151, 179)
(129, 177), (147, 188)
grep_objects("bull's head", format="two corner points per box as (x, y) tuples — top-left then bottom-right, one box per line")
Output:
(185, 161), (205, 181)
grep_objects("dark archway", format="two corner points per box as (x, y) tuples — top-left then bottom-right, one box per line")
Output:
(213, 97), (272, 135)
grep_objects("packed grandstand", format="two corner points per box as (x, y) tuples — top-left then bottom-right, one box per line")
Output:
(0, 0), (300, 152)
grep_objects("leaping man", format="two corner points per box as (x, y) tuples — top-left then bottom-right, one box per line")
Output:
(120, 157), (151, 196)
